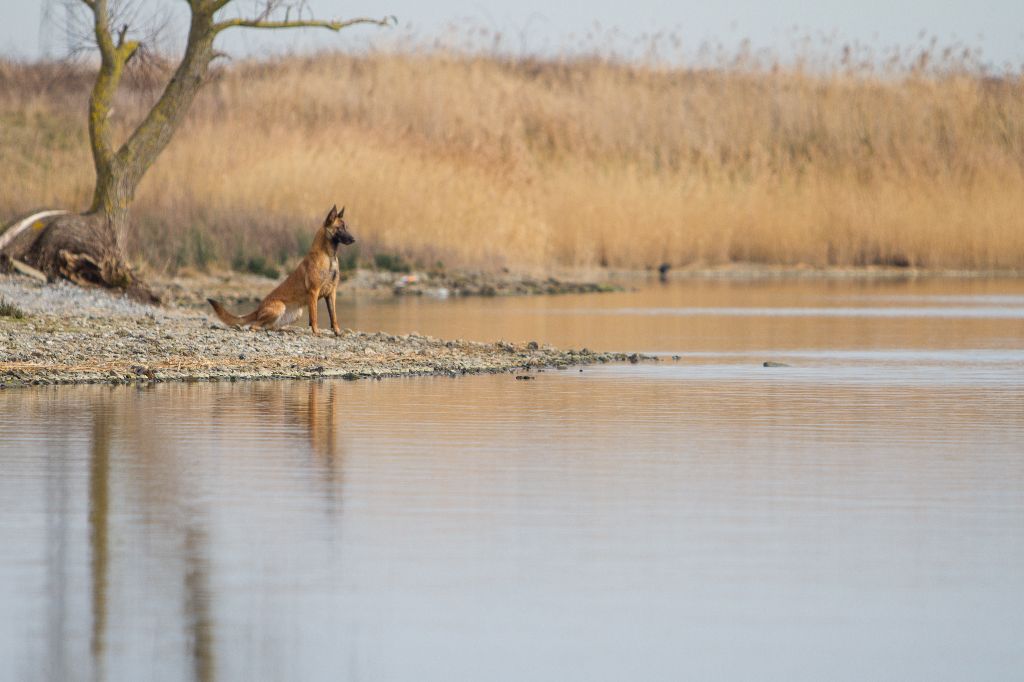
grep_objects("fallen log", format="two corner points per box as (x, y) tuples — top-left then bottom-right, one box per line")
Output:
(0, 255), (48, 283)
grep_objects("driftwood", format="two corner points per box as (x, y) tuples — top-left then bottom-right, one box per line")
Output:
(0, 210), (69, 253)
(0, 255), (48, 282)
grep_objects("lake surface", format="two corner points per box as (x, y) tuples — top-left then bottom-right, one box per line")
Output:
(2, 277), (1023, 681)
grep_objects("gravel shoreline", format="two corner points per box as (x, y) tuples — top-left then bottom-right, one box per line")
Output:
(0, 275), (646, 389)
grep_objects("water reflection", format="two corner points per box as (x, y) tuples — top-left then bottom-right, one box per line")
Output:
(2, 279), (1024, 681)
(250, 380), (347, 512)
(335, 277), (1024, 353)
(5, 382), (349, 682)
(184, 523), (214, 682)
(88, 410), (109, 679)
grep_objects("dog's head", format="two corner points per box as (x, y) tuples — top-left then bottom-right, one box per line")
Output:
(323, 205), (355, 246)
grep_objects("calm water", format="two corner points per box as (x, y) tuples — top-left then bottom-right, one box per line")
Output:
(2, 278), (1023, 681)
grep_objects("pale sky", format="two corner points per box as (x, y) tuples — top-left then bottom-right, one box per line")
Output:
(1, 0), (1022, 68)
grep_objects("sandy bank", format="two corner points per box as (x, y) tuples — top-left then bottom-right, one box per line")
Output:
(0, 275), (644, 388)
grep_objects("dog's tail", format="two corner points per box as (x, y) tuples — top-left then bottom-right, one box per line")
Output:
(207, 298), (258, 327)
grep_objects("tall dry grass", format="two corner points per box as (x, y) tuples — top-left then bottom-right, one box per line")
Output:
(2, 43), (1023, 272)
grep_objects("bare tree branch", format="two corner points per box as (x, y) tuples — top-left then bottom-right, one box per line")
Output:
(212, 15), (395, 35)
(84, 0), (140, 213)
(209, 0), (291, 16)
(87, 0), (117, 174)
(91, 0), (115, 59)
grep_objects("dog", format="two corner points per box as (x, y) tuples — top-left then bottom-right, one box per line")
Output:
(208, 205), (355, 336)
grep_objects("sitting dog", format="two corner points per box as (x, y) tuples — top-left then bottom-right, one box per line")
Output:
(208, 205), (355, 336)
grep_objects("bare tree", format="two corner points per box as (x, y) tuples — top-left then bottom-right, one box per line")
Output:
(2, 1), (392, 301)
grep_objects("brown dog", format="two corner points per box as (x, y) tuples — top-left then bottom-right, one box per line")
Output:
(208, 205), (355, 336)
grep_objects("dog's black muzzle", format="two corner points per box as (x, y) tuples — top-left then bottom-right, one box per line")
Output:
(333, 233), (355, 246)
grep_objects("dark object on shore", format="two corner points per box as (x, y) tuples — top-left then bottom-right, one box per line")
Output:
(763, 361), (791, 368)
(658, 263), (671, 282)
(515, 375), (535, 380)
(1, 211), (163, 304)
(0, 254), (47, 283)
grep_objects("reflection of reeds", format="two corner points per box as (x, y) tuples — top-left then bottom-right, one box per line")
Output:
(1, 41), (1022, 272)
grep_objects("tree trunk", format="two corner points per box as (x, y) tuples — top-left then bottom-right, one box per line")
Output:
(89, 162), (135, 252)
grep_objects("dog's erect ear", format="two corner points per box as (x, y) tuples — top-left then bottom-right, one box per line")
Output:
(324, 205), (338, 226)
(339, 206), (345, 218)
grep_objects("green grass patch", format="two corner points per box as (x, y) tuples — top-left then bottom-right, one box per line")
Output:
(338, 245), (360, 272)
(0, 296), (26, 319)
(231, 253), (280, 279)
(373, 252), (411, 273)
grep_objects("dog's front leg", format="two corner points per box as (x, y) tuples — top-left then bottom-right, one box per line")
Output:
(327, 289), (341, 336)
(308, 290), (320, 336)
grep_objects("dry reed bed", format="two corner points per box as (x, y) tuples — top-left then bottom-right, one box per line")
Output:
(2, 50), (1023, 272)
